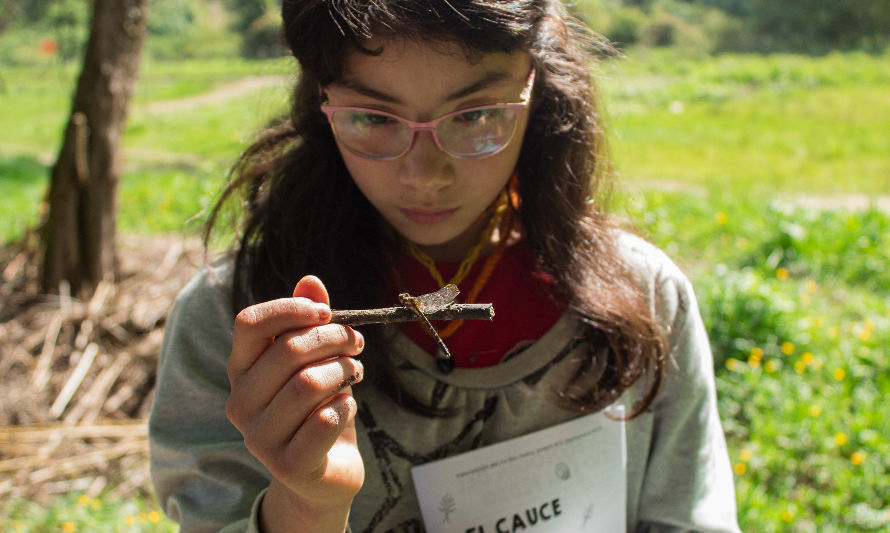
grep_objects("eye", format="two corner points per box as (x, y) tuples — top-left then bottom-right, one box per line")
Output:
(350, 111), (396, 126)
(454, 109), (488, 123)
(452, 107), (507, 125)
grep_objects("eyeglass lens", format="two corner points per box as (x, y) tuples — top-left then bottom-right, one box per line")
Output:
(330, 107), (518, 159)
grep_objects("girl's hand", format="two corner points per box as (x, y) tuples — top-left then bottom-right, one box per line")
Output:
(225, 275), (365, 532)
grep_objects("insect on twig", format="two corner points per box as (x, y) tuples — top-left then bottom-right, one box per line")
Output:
(399, 284), (460, 373)
(330, 285), (494, 373)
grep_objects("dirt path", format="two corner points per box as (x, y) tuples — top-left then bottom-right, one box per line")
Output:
(138, 75), (287, 114)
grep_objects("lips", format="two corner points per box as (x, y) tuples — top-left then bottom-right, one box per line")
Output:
(399, 207), (458, 225)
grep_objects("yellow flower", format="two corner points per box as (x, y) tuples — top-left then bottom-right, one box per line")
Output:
(123, 515), (136, 526)
(750, 347), (764, 359)
(801, 352), (814, 365)
(739, 448), (753, 462)
(61, 523), (76, 533)
(765, 360), (780, 373)
(76, 494), (90, 507)
(808, 404), (822, 417)
(748, 356), (761, 369)
(835, 432), (848, 446)
(715, 212), (728, 225)
(781, 507), (797, 522)
(90, 499), (101, 510)
(776, 267), (789, 280)
(859, 325), (873, 341)
(794, 360), (806, 374)
(805, 279), (818, 293)
(733, 462), (746, 475)
(148, 511), (162, 524)
(781, 342), (795, 355)
(833, 368), (846, 381)
(850, 451), (866, 466)
(138, 512), (148, 523)
(725, 358), (740, 371)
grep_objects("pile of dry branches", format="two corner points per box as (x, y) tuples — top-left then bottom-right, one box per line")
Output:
(0, 234), (204, 504)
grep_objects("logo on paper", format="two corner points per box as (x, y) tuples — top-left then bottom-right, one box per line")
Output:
(554, 462), (571, 481)
(438, 493), (457, 523)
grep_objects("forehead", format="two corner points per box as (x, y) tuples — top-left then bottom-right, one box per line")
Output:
(336, 37), (531, 96)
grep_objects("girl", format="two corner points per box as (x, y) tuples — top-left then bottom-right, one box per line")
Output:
(149, 1), (740, 532)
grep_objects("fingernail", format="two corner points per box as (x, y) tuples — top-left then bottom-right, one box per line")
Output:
(315, 303), (331, 321)
(356, 332), (365, 350)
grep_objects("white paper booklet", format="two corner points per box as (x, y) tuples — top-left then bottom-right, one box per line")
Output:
(411, 406), (626, 533)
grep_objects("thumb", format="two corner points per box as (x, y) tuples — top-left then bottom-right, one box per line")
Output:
(293, 275), (330, 306)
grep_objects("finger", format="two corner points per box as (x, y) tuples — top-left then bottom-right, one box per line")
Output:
(293, 275), (330, 307)
(227, 324), (364, 422)
(281, 392), (360, 482)
(245, 356), (364, 456)
(229, 297), (332, 376)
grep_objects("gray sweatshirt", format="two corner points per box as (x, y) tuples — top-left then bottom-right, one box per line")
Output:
(149, 233), (741, 532)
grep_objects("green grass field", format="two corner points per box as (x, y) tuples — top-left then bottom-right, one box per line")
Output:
(1, 49), (888, 531)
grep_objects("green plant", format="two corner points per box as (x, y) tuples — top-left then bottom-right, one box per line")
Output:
(606, 7), (646, 46)
(2, 492), (177, 532)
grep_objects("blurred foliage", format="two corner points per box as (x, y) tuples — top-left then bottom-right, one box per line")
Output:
(0, 0), (286, 64)
(573, 0), (890, 53)
(3, 492), (177, 532)
(241, 11), (286, 59)
(2, 0), (888, 63)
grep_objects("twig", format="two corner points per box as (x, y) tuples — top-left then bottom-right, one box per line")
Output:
(50, 342), (100, 418)
(28, 440), (146, 484)
(331, 303), (494, 327)
(74, 352), (132, 425)
(30, 313), (62, 391)
(2, 251), (26, 281)
(0, 420), (147, 444)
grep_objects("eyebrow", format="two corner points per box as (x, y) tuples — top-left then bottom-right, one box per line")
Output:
(333, 69), (515, 104)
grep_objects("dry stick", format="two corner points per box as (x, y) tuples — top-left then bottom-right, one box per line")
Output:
(0, 420), (148, 445)
(331, 303), (494, 327)
(87, 279), (113, 317)
(50, 342), (100, 418)
(63, 353), (113, 426)
(76, 352), (132, 425)
(28, 439), (146, 484)
(59, 279), (72, 318)
(31, 313), (62, 391)
(153, 239), (183, 281)
(1, 251), (26, 281)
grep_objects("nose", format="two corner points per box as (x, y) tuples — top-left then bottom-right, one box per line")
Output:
(398, 131), (453, 190)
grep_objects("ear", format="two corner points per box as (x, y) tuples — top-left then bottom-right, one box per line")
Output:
(292, 275), (330, 306)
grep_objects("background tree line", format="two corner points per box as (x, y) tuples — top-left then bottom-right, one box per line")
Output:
(576, 0), (890, 54)
(0, 0), (284, 64)
(2, 0), (888, 66)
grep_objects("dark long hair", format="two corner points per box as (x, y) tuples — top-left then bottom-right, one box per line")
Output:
(206, 0), (665, 417)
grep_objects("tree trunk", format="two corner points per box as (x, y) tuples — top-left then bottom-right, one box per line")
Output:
(41, 0), (147, 296)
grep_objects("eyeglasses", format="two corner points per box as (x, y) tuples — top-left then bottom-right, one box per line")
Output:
(320, 68), (535, 160)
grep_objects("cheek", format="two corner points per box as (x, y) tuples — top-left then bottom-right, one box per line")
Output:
(339, 150), (390, 201)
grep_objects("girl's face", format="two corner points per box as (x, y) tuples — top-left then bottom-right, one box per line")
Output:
(322, 38), (532, 261)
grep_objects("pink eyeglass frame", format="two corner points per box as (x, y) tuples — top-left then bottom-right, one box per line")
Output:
(320, 67), (536, 160)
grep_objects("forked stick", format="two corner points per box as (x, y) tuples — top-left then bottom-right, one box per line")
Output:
(331, 303), (493, 327)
